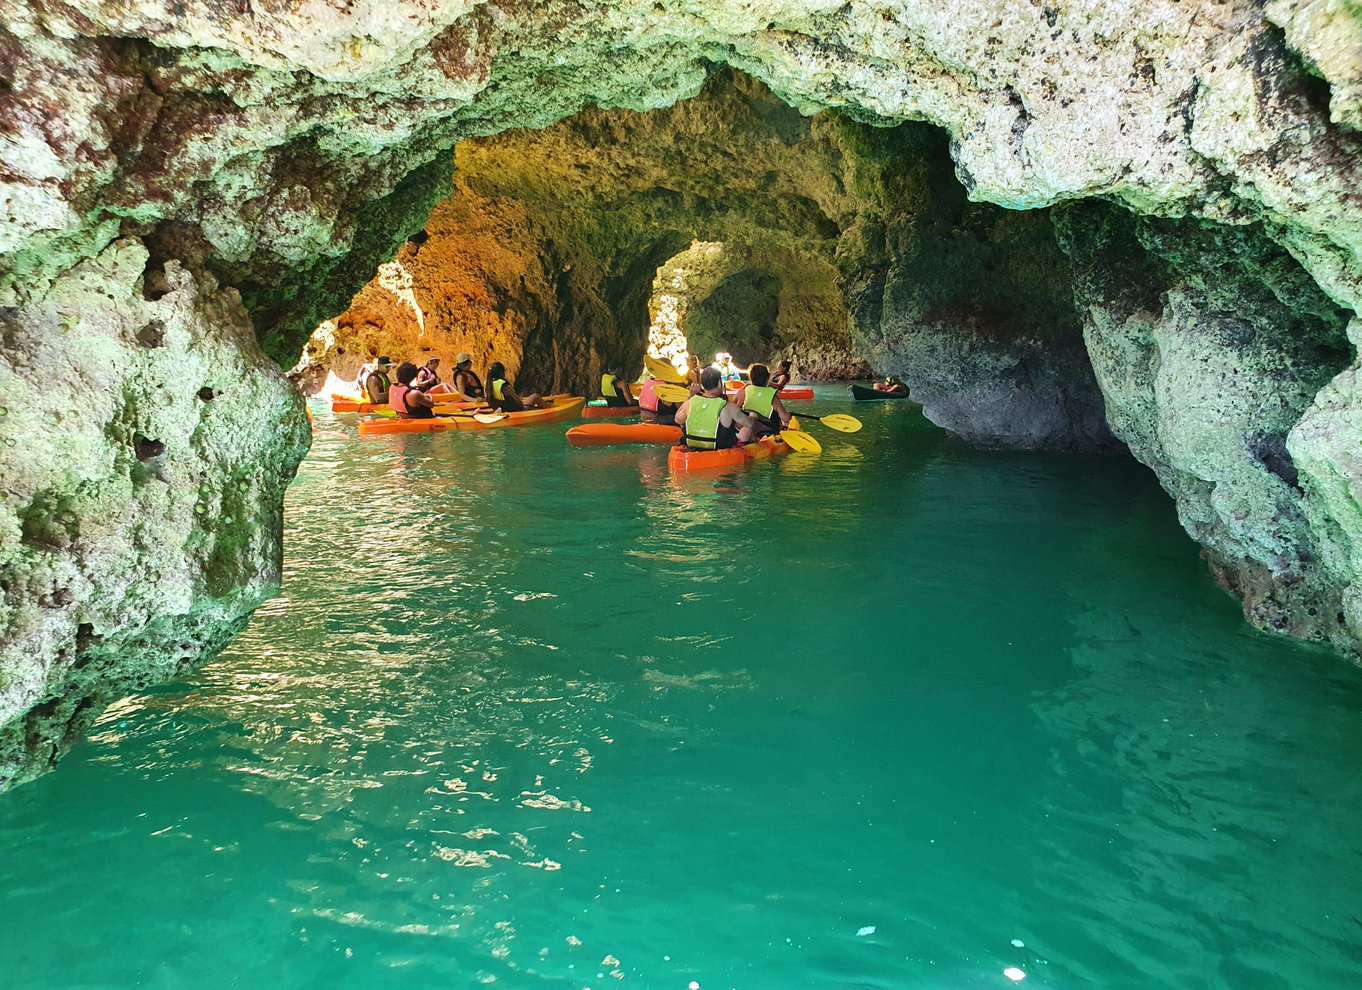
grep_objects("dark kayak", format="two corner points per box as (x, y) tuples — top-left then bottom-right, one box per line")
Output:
(851, 383), (911, 401)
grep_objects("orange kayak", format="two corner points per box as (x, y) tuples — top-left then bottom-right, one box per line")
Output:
(667, 434), (789, 471)
(582, 404), (639, 418)
(566, 423), (681, 447)
(333, 397), (481, 413)
(358, 397), (585, 435)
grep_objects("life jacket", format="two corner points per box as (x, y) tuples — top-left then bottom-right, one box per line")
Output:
(601, 374), (618, 398)
(684, 395), (728, 450)
(366, 370), (391, 396)
(492, 378), (506, 401)
(456, 368), (483, 397)
(392, 383), (432, 418)
(639, 378), (660, 412)
(742, 385), (776, 420)
(415, 365), (440, 389)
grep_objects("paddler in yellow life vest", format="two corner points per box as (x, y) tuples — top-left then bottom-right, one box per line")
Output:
(600, 367), (637, 408)
(487, 361), (548, 411)
(363, 355), (393, 403)
(675, 367), (756, 450)
(733, 363), (792, 439)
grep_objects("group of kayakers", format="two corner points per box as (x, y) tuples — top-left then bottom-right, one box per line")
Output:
(598, 352), (797, 451)
(356, 352), (549, 418)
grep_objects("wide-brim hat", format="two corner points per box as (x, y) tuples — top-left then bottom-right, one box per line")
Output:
(456, 352), (472, 365)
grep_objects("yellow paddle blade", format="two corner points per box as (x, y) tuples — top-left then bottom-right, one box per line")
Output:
(644, 355), (688, 385)
(473, 412), (508, 424)
(781, 429), (821, 453)
(819, 413), (862, 433)
(653, 382), (693, 403)
(788, 415), (800, 431)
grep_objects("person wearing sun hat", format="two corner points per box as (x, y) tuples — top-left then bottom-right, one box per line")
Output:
(363, 355), (393, 403)
(452, 352), (484, 400)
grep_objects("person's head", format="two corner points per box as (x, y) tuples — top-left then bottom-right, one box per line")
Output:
(688, 353), (701, 369)
(488, 361), (507, 381)
(749, 363), (770, 387)
(456, 352), (472, 368)
(700, 367), (722, 393)
(426, 357), (440, 368)
(377, 355), (393, 369)
(396, 361), (419, 385)
(776, 359), (791, 374)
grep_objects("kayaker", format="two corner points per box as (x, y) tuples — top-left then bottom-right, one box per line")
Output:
(600, 367), (636, 407)
(686, 353), (704, 394)
(874, 375), (910, 396)
(413, 357), (442, 392)
(676, 367), (754, 450)
(453, 353), (485, 400)
(487, 361), (548, 411)
(770, 359), (793, 390)
(638, 377), (679, 425)
(713, 352), (741, 383)
(363, 356), (394, 403)
(733, 363), (792, 439)
(388, 362), (436, 418)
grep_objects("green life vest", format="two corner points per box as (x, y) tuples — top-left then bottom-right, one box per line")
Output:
(742, 384), (776, 419)
(492, 378), (506, 400)
(601, 374), (618, 398)
(685, 395), (728, 450)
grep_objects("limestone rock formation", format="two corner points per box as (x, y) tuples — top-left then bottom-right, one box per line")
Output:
(0, 239), (308, 786)
(2, 0), (1362, 784)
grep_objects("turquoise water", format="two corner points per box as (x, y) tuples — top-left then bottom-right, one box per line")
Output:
(3, 390), (1362, 989)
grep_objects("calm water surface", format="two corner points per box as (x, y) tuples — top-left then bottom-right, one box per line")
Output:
(3, 390), (1361, 989)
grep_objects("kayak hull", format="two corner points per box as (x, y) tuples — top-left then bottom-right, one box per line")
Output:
(358, 397), (586, 435)
(725, 385), (814, 401)
(567, 423), (681, 447)
(851, 383), (911, 401)
(582, 404), (639, 418)
(334, 398), (480, 413)
(667, 435), (789, 472)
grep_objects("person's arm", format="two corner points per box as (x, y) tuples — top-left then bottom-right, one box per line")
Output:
(772, 396), (791, 428)
(733, 384), (746, 408)
(410, 390), (435, 410)
(674, 398), (691, 426)
(365, 375), (380, 402)
(724, 404), (754, 430)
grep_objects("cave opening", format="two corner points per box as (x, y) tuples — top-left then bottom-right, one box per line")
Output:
(285, 64), (1358, 654)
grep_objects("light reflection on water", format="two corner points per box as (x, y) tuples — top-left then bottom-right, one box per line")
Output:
(1, 389), (1362, 988)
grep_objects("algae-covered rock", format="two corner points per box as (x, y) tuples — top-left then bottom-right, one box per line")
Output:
(0, 239), (308, 787)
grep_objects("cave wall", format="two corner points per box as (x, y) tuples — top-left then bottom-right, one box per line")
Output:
(0, 240), (308, 787)
(3, 0), (1362, 785)
(1056, 201), (1356, 649)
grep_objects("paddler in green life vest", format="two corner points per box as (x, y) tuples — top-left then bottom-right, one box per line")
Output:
(486, 361), (548, 411)
(363, 355), (393, 403)
(600, 367), (637, 408)
(675, 367), (756, 450)
(733, 362), (792, 439)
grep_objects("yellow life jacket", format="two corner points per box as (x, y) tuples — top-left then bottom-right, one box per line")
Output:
(742, 385), (776, 419)
(684, 395), (728, 450)
(492, 378), (506, 401)
(601, 374), (618, 398)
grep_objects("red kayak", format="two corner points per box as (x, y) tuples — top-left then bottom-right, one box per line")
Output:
(582, 404), (639, 418)
(667, 434), (789, 472)
(567, 423), (681, 447)
(724, 384), (814, 401)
